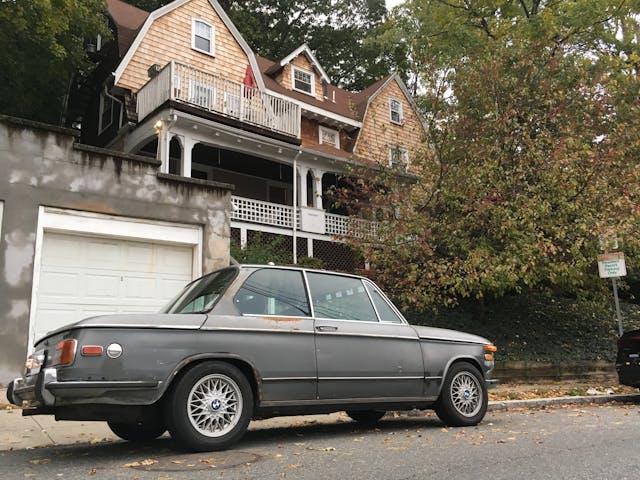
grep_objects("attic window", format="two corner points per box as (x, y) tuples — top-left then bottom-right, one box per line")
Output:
(319, 126), (340, 149)
(192, 18), (214, 56)
(389, 98), (403, 125)
(389, 145), (409, 170)
(292, 66), (314, 96)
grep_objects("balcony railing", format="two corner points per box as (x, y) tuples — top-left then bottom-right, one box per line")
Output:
(231, 196), (378, 239)
(137, 61), (301, 138)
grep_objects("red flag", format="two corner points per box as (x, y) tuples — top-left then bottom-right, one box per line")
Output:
(243, 65), (257, 89)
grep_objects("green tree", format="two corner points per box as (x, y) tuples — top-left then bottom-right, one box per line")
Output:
(0, 0), (110, 124)
(217, 0), (389, 89)
(340, 0), (640, 310)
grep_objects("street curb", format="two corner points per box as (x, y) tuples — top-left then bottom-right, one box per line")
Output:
(487, 393), (640, 411)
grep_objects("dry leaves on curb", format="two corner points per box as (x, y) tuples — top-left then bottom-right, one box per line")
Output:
(122, 458), (158, 468)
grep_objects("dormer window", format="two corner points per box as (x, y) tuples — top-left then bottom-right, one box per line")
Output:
(319, 126), (340, 149)
(192, 19), (214, 56)
(389, 98), (403, 125)
(292, 66), (314, 96)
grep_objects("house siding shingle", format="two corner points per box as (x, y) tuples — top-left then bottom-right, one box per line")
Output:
(354, 79), (425, 169)
(116, 0), (250, 92)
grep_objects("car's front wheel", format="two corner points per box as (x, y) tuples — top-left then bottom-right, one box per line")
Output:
(166, 361), (253, 452)
(107, 419), (166, 442)
(435, 362), (487, 427)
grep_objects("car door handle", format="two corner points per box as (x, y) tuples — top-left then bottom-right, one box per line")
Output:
(315, 325), (338, 332)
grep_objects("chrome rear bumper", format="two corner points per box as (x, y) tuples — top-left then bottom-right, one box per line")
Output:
(8, 368), (57, 408)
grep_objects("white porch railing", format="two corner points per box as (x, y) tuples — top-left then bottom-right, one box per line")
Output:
(137, 61), (301, 138)
(231, 196), (378, 239)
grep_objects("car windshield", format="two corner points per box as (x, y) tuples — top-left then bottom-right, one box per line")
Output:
(160, 267), (238, 314)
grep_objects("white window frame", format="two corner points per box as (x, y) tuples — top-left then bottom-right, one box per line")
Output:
(388, 145), (409, 170)
(389, 97), (403, 125)
(319, 126), (340, 149)
(291, 66), (315, 96)
(98, 93), (113, 134)
(191, 18), (215, 56)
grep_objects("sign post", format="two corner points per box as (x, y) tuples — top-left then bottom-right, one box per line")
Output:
(597, 252), (627, 336)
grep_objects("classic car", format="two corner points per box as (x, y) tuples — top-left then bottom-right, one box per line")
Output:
(616, 329), (640, 387)
(8, 265), (498, 451)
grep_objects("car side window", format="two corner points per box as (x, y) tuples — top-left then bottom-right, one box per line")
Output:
(234, 269), (310, 317)
(365, 281), (404, 324)
(306, 272), (377, 321)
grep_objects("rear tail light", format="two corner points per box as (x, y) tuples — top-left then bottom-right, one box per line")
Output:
(51, 339), (77, 367)
(484, 344), (497, 361)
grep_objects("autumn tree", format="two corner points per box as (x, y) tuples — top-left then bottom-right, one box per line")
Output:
(0, 0), (110, 124)
(341, 0), (640, 310)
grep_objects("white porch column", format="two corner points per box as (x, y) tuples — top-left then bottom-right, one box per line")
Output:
(312, 169), (324, 209)
(156, 127), (171, 174)
(181, 136), (195, 178)
(298, 165), (309, 208)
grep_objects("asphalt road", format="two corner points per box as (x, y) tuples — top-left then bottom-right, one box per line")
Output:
(1, 403), (639, 480)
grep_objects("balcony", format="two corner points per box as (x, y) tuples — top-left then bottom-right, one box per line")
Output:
(231, 196), (378, 239)
(137, 61), (301, 138)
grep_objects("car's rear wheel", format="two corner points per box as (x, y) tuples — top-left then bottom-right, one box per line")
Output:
(107, 419), (166, 442)
(435, 362), (487, 427)
(165, 361), (253, 452)
(346, 410), (386, 425)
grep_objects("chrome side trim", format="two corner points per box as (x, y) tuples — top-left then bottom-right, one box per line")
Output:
(319, 376), (424, 381)
(200, 326), (314, 334)
(424, 376), (443, 381)
(46, 380), (160, 390)
(315, 331), (418, 341)
(260, 396), (438, 407)
(418, 336), (485, 345)
(262, 377), (317, 382)
(68, 324), (201, 330)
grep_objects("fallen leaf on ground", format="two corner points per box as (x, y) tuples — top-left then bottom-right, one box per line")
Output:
(122, 458), (158, 468)
(321, 447), (336, 451)
(30, 458), (50, 465)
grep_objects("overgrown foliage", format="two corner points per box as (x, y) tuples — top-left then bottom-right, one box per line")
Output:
(0, 0), (110, 124)
(338, 0), (640, 310)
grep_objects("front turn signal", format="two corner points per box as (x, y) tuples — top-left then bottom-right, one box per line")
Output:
(484, 344), (497, 361)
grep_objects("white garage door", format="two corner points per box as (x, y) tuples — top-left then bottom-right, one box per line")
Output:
(33, 232), (194, 342)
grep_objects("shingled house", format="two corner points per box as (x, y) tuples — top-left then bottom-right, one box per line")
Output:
(72, 0), (427, 270)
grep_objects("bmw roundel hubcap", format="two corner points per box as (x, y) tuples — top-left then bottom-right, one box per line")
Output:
(188, 374), (243, 437)
(450, 371), (482, 417)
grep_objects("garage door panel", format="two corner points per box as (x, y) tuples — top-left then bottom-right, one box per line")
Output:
(85, 274), (120, 297)
(39, 272), (79, 296)
(86, 240), (120, 268)
(34, 231), (196, 341)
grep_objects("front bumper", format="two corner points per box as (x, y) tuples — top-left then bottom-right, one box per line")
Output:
(486, 379), (500, 390)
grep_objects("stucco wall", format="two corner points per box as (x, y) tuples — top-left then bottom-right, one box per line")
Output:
(0, 116), (232, 383)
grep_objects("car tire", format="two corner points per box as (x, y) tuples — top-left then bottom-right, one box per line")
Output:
(345, 410), (386, 425)
(165, 361), (253, 452)
(107, 419), (166, 442)
(434, 362), (487, 427)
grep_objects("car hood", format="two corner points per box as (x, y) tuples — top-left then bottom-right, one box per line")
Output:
(411, 325), (491, 345)
(40, 313), (208, 340)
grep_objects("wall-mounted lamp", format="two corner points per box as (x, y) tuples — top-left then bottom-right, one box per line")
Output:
(154, 119), (163, 135)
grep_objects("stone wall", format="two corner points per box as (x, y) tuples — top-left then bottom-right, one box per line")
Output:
(0, 115), (233, 382)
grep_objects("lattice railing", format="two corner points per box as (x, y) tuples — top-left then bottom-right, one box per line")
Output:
(232, 196), (377, 239)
